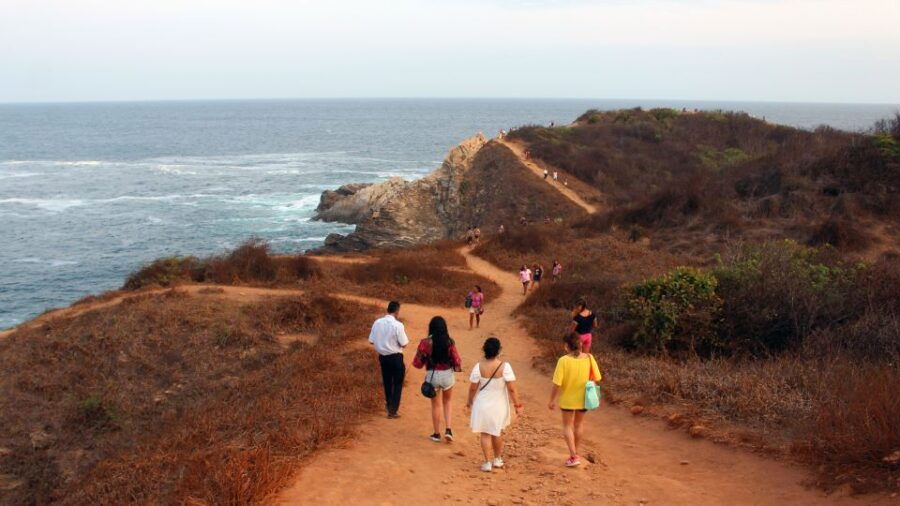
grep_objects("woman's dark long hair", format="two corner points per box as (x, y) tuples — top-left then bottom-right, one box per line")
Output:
(428, 316), (452, 365)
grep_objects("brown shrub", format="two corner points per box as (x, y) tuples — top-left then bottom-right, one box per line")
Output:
(339, 256), (499, 307)
(807, 217), (872, 251)
(205, 238), (277, 284)
(123, 256), (202, 290)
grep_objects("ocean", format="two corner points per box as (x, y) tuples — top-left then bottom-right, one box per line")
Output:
(1, 98), (897, 328)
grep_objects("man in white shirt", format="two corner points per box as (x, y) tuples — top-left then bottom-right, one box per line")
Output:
(368, 301), (409, 418)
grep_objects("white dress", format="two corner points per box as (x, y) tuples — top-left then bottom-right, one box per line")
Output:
(469, 362), (516, 436)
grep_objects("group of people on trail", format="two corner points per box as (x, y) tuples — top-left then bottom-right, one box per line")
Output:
(368, 292), (602, 472)
(465, 226), (482, 246)
(518, 261), (562, 294)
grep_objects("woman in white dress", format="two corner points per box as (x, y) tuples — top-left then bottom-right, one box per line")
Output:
(466, 337), (524, 472)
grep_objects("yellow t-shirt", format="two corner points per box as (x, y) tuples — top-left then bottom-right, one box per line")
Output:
(552, 354), (601, 410)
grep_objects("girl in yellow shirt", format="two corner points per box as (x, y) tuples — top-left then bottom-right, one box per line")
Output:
(548, 332), (601, 467)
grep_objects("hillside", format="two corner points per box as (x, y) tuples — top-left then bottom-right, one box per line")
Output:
(509, 108), (900, 257)
(1, 109), (898, 504)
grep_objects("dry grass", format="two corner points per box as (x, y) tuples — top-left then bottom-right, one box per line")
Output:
(124, 238), (494, 308)
(338, 257), (499, 307)
(0, 290), (382, 504)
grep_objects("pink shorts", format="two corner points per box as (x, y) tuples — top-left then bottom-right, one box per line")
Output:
(579, 333), (592, 352)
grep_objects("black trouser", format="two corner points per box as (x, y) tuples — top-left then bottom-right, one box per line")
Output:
(378, 353), (405, 415)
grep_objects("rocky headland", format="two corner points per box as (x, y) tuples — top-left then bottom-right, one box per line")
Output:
(312, 133), (586, 252)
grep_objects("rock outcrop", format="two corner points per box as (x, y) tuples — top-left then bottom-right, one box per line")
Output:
(310, 133), (585, 252)
(315, 183), (373, 223)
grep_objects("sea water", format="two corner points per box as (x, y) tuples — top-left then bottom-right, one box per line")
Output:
(1, 98), (897, 328)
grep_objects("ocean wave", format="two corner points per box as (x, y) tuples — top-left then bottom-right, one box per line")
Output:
(0, 160), (103, 167)
(155, 164), (198, 175)
(0, 172), (44, 180)
(269, 236), (328, 244)
(0, 198), (86, 212)
(11, 257), (78, 267)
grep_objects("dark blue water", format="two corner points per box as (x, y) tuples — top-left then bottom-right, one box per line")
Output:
(1, 98), (897, 328)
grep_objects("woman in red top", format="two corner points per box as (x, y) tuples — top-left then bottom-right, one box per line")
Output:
(413, 316), (463, 442)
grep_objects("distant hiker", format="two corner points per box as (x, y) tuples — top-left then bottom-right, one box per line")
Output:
(467, 285), (485, 330)
(570, 298), (598, 352)
(465, 226), (475, 246)
(498, 224), (505, 235)
(547, 332), (601, 467)
(518, 265), (532, 295)
(413, 316), (463, 442)
(524, 149), (531, 160)
(551, 260), (562, 282)
(532, 263), (544, 290)
(550, 121), (555, 128)
(467, 337), (523, 472)
(553, 171), (558, 182)
(369, 301), (409, 418)
(474, 226), (482, 244)
(543, 168), (549, 180)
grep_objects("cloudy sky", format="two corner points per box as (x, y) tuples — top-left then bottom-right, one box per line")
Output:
(1, 0), (898, 103)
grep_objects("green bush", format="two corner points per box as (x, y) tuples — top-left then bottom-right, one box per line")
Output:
(713, 241), (860, 355)
(622, 267), (722, 356)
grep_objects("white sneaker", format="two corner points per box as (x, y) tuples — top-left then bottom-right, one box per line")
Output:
(480, 461), (493, 472)
(492, 457), (505, 468)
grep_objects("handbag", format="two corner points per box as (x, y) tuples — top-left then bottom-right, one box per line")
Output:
(420, 343), (438, 398)
(584, 354), (601, 411)
(421, 368), (437, 398)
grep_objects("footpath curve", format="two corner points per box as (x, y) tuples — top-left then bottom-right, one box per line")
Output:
(275, 249), (873, 505)
(497, 139), (598, 215)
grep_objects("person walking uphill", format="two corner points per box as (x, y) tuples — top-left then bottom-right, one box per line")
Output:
(570, 298), (598, 352)
(413, 316), (463, 442)
(467, 337), (523, 472)
(369, 301), (409, 418)
(548, 332), (602, 468)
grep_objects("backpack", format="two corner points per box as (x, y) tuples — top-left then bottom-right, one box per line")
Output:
(464, 293), (473, 308)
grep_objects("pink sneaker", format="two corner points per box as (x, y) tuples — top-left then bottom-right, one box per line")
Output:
(565, 455), (581, 467)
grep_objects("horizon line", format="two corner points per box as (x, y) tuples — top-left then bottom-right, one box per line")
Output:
(2, 96), (899, 107)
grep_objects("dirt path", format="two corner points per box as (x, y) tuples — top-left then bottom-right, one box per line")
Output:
(275, 249), (879, 506)
(498, 139), (599, 215)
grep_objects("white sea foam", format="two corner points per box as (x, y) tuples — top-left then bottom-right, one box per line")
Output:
(12, 257), (43, 263)
(155, 164), (199, 175)
(1, 160), (103, 167)
(12, 257), (78, 267)
(50, 260), (78, 267)
(0, 198), (86, 212)
(0, 172), (43, 180)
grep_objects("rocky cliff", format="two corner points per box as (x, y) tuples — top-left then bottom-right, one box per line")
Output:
(311, 134), (585, 252)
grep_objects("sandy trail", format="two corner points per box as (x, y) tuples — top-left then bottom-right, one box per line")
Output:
(498, 139), (599, 215)
(275, 249), (877, 505)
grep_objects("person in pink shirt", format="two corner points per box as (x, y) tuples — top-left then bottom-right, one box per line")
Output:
(518, 265), (532, 295)
(468, 285), (485, 329)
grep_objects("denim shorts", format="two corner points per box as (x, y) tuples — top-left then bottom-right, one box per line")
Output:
(426, 369), (456, 390)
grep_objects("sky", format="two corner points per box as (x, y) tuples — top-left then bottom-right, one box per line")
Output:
(1, 0), (899, 104)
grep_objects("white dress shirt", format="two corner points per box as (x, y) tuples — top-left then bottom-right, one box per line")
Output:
(368, 314), (409, 355)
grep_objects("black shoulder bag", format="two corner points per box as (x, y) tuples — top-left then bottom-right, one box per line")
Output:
(420, 341), (437, 398)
